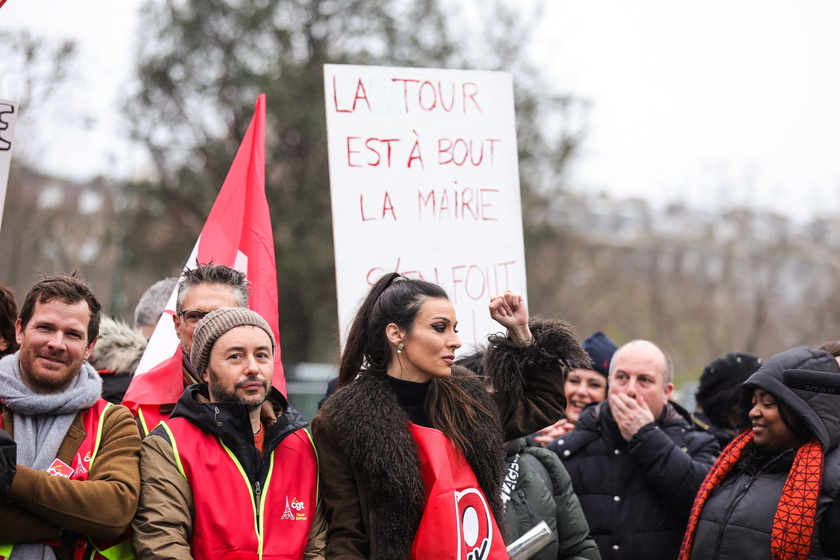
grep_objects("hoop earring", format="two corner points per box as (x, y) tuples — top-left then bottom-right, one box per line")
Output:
(397, 342), (404, 354)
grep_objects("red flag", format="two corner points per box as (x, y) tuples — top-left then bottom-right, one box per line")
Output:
(123, 94), (285, 413)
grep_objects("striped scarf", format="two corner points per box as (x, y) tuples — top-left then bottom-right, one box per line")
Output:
(679, 429), (823, 560)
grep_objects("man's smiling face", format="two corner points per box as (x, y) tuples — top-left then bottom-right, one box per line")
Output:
(15, 298), (95, 394)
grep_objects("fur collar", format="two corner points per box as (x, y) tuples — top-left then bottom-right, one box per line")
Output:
(321, 366), (506, 560)
(87, 316), (147, 375)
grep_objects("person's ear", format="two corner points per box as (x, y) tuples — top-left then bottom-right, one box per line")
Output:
(385, 323), (404, 347)
(664, 382), (674, 402)
(0, 337), (8, 352)
(84, 338), (97, 360)
(173, 313), (182, 340)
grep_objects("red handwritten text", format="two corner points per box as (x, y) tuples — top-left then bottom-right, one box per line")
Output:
(418, 186), (499, 221)
(367, 258), (518, 304)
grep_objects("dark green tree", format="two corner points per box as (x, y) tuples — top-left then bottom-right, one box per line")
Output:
(120, 0), (585, 363)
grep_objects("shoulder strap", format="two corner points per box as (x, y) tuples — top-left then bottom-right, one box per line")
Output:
(520, 451), (553, 493)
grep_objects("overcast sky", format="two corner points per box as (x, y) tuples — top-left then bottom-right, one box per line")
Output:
(3, 0), (840, 220)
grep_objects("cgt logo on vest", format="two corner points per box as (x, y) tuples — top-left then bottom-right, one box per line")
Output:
(281, 496), (308, 521)
(455, 488), (493, 560)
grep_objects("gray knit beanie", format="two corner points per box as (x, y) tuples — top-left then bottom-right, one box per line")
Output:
(190, 307), (275, 376)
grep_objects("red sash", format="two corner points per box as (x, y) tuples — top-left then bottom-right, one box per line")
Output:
(408, 423), (507, 560)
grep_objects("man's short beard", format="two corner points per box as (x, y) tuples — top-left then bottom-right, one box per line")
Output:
(207, 367), (268, 410)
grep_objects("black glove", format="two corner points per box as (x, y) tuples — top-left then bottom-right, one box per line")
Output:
(0, 428), (16, 498)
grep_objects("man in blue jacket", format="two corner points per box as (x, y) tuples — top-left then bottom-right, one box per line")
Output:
(549, 340), (719, 560)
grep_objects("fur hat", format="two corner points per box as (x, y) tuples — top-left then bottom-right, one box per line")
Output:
(190, 307), (275, 376)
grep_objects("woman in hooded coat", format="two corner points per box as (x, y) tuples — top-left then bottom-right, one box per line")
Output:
(679, 346), (840, 560)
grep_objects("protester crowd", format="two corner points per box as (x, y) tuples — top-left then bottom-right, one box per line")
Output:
(1, 265), (840, 560)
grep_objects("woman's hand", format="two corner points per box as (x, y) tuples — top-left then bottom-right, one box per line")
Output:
(532, 418), (575, 446)
(489, 292), (532, 342)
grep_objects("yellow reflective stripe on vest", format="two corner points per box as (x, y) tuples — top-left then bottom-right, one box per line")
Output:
(88, 402), (113, 471)
(303, 428), (320, 503)
(137, 407), (151, 438)
(257, 452), (275, 558)
(219, 441), (263, 555)
(91, 537), (135, 560)
(159, 422), (187, 479)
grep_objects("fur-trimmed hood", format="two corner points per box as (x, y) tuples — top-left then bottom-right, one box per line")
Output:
(88, 316), (147, 376)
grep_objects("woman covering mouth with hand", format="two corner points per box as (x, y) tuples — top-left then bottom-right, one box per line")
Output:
(680, 347), (840, 560)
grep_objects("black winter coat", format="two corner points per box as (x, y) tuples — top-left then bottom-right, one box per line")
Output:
(549, 401), (719, 560)
(689, 347), (840, 560)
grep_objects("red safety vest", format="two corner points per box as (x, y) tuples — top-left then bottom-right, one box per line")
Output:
(0, 399), (135, 560)
(408, 423), (508, 560)
(161, 416), (319, 560)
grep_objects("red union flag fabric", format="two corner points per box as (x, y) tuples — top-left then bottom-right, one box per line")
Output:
(123, 94), (285, 412)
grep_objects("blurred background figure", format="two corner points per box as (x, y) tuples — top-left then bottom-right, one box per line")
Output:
(532, 331), (617, 446)
(88, 315), (147, 404)
(134, 277), (178, 339)
(0, 286), (18, 358)
(693, 352), (762, 448)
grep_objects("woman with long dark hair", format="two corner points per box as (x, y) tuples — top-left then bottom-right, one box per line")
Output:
(679, 347), (840, 560)
(312, 273), (587, 559)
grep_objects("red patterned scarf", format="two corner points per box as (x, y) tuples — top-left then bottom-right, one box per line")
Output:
(679, 430), (824, 560)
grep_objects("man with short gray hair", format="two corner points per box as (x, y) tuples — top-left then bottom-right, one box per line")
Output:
(122, 263), (250, 435)
(133, 277), (178, 339)
(549, 340), (719, 560)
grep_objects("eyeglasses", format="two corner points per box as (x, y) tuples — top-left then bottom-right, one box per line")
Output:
(178, 309), (210, 327)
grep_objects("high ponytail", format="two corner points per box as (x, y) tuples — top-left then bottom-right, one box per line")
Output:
(339, 272), (401, 386)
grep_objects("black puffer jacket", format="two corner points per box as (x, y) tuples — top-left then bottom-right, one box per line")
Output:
(503, 438), (600, 560)
(689, 347), (840, 560)
(549, 400), (719, 560)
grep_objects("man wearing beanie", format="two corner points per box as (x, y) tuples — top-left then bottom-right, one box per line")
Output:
(693, 352), (762, 448)
(132, 308), (326, 559)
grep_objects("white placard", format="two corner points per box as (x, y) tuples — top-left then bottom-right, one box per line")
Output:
(0, 99), (19, 234)
(324, 64), (527, 352)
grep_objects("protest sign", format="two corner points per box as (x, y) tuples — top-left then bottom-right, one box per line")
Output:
(0, 99), (19, 234)
(324, 64), (527, 351)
